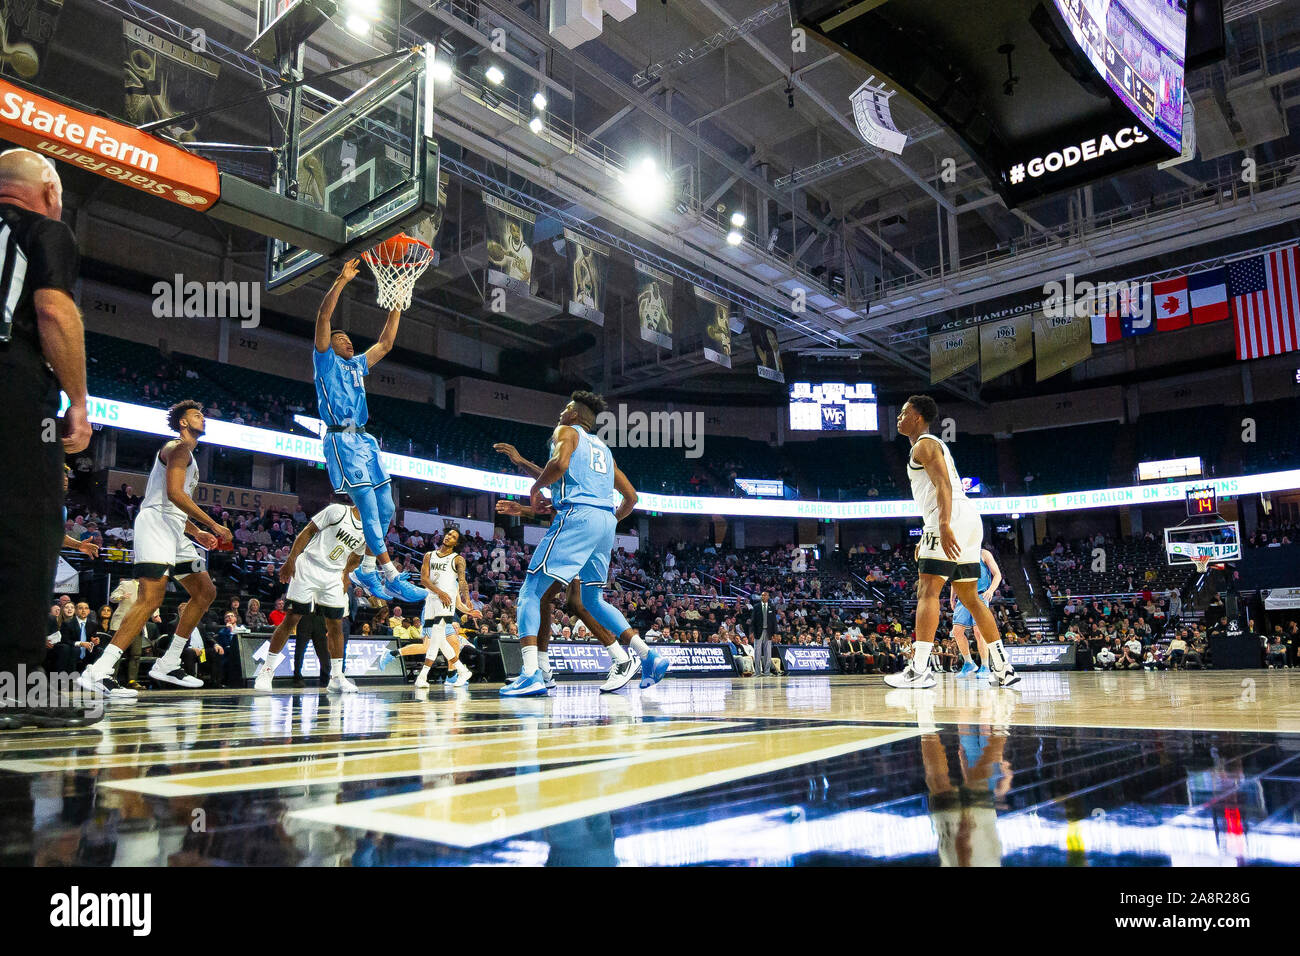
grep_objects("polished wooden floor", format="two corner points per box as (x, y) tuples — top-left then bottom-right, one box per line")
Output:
(2, 671), (1298, 866)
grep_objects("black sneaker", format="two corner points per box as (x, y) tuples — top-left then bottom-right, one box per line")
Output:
(7, 705), (104, 728)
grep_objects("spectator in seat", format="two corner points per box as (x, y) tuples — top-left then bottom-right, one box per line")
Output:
(1267, 633), (1289, 669)
(268, 597), (287, 628)
(1095, 643), (1117, 670)
(244, 598), (269, 632)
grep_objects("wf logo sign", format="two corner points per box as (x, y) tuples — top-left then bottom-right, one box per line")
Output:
(820, 404), (846, 429)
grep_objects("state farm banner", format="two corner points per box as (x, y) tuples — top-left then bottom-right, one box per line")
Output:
(0, 0), (64, 83)
(0, 76), (220, 208)
(635, 260), (673, 349)
(979, 312), (1033, 383)
(929, 315), (979, 384)
(122, 18), (220, 145)
(692, 285), (732, 368)
(1033, 308), (1092, 382)
(564, 229), (609, 326)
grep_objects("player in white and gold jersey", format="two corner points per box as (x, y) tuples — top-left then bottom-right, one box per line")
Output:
(414, 528), (481, 688)
(254, 499), (366, 693)
(887, 395), (1019, 690)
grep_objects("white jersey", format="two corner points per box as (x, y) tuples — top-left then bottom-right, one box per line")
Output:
(907, 434), (970, 528)
(140, 443), (199, 530)
(422, 549), (460, 619)
(300, 504), (365, 572)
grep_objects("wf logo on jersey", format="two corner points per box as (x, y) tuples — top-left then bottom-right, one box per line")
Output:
(820, 404), (846, 430)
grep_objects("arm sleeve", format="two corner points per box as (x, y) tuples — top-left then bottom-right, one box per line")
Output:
(28, 219), (80, 294)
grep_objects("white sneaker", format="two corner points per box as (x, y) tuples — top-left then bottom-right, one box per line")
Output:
(327, 674), (358, 694)
(883, 664), (937, 689)
(414, 672), (430, 689)
(988, 664), (1022, 689)
(253, 669), (275, 692)
(77, 670), (138, 701)
(149, 662), (204, 689)
(599, 657), (638, 694)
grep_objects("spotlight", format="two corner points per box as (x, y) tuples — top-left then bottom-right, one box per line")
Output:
(345, 14), (371, 35)
(485, 65), (504, 85)
(730, 211), (745, 228)
(623, 157), (670, 213)
(431, 58), (454, 82)
(532, 91), (548, 111)
(345, 0), (379, 14)
(674, 201), (689, 215)
(529, 115), (544, 134)
(766, 227), (779, 252)
(726, 229), (743, 246)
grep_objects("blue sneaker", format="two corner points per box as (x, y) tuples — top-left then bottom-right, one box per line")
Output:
(975, 664), (990, 680)
(957, 661), (979, 679)
(351, 568), (395, 601)
(500, 670), (549, 697)
(444, 668), (471, 688)
(377, 648), (395, 670)
(639, 650), (671, 689)
(385, 574), (428, 605)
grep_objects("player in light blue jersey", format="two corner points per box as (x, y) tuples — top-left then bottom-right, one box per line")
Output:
(313, 259), (427, 606)
(950, 547), (1001, 679)
(494, 392), (669, 696)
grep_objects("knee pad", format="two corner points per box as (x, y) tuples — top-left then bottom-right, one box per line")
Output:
(581, 583), (630, 638)
(349, 485), (388, 557)
(516, 573), (545, 639)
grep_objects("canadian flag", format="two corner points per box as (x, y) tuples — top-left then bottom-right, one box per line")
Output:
(1151, 277), (1190, 331)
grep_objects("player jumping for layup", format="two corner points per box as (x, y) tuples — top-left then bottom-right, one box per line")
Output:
(79, 400), (232, 699)
(887, 396), (1020, 690)
(499, 393), (652, 697)
(253, 499), (367, 693)
(314, 259), (427, 606)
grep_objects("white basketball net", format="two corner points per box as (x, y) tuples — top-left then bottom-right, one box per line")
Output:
(363, 236), (434, 310)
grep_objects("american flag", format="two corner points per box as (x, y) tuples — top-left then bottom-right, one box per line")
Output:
(1227, 246), (1300, 360)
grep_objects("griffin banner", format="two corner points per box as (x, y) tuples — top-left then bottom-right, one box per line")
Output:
(122, 18), (220, 145)
(693, 286), (732, 368)
(0, 0), (63, 82)
(636, 260), (673, 350)
(979, 312), (1033, 383)
(1033, 309), (1092, 382)
(564, 229), (609, 326)
(483, 193), (536, 295)
(928, 316), (979, 385)
(750, 324), (784, 383)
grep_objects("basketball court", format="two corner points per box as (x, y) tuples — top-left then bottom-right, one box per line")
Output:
(0, 0), (1298, 900)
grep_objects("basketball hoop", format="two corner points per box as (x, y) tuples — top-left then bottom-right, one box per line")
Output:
(362, 233), (434, 310)
(1191, 554), (1212, 574)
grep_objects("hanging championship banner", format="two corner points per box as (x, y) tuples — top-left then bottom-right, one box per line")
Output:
(929, 315), (980, 384)
(636, 260), (673, 349)
(0, 0), (64, 82)
(693, 285), (732, 368)
(483, 193), (536, 296)
(122, 18), (221, 145)
(564, 229), (609, 326)
(750, 324), (784, 383)
(1033, 308), (1092, 382)
(979, 312), (1033, 383)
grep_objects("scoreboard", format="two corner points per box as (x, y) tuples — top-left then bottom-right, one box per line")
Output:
(1186, 486), (1217, 518)
(788, 382), (878, 432)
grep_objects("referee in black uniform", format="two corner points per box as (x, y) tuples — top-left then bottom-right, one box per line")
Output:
(0, 149), (91, 711)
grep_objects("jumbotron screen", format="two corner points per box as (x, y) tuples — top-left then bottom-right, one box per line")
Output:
(1053, 0), (1187, 152)
(788, 382), (878, 431)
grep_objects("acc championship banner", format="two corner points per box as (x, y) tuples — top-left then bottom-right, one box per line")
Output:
(692, 285), (732, 368)
(500, 639), (735, 680)
(68, 394), (1300, 519)
(636, 260), (673, 349)
(980, 312), (1033, 383)
(483, 193), (536, 289)
(929, 317), (979, 384)
(564, 229), (609, 326)
(1033, 308), (1092, 382)
(749, 324), (784, 383)
(1, 0), (64, 82)
(122, 18), (220, 145)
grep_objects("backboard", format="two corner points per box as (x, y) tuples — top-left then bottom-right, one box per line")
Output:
(265, 45), (441, 294)
(1164, 520), (1241, 567)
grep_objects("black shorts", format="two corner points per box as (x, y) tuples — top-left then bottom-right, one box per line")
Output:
(286, 600), (345, 619)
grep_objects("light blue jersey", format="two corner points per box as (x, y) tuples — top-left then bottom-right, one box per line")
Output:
(313, 347), (370, 427)
(953, 552), (993, 629)
(553, 425), (615, 511)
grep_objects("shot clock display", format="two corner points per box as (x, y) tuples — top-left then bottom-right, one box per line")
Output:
(1186, 486), (1217, 518)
